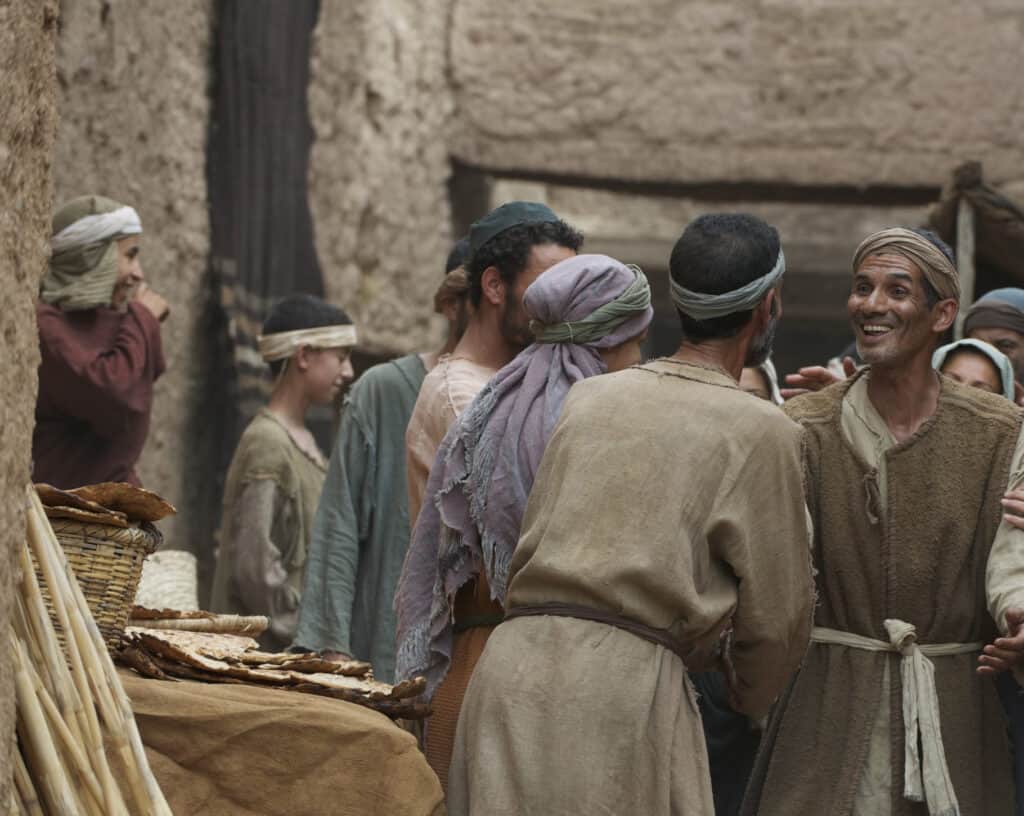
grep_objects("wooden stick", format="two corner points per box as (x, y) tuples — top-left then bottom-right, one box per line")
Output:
(25, 502), (126, 816)
(13, 635), (81, 814)
(25, 646), (105, 809)
(15, 542), (92, 761)
(26, 489), (170, 816)
(13, 748), (43, 816)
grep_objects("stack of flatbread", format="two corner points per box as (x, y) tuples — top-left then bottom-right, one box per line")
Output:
(128, 606), (269, 635)
(118, 627), (430, 720)
(35, 482), (177, 527)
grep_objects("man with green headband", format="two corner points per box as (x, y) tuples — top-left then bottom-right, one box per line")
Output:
(33, 195), (169, 489)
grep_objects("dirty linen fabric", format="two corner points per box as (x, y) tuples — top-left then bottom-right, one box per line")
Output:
(32, 301), (165, 488)
(394, 255), (653, 699)
(120, 669), (445, 816)
(447, 359), (815, 816)
(210, 408), (326, 651)
(744, 371), (1024, 816)
(401, 353), (497, 791)
(405, 355), (497, 527)
(293, 353), (427, 682)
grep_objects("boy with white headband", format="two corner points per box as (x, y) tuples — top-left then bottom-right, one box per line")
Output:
(33, 194), (169, 488)
(211, 294), (356, 650)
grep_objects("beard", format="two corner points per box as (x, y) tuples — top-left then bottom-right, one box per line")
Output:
(744, 313), (778, 367)
(500, 296), (534, 350)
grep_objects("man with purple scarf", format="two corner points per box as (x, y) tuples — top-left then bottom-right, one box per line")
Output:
(395, 254), (654, 787)
(399, 200), (583, 789)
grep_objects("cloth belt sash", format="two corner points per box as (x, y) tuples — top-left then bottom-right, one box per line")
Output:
(812, 620), (982, 816)
(505, 603), (691, 663)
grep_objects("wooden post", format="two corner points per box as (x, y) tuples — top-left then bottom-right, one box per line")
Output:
(955, 197), (976, 337)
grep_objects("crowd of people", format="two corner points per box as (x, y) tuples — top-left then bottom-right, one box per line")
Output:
(32, 192), (1024, 815)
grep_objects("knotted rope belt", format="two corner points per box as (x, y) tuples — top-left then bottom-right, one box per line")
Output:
(812, 620), (982, 816)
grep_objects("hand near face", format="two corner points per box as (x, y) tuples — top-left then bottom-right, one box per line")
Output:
(977, 608), (1024, 675)
(780, 358), (856, 400)
(135, 282), (171, 322)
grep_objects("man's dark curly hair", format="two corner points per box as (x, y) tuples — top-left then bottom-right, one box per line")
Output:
(465, 220), (584, 307)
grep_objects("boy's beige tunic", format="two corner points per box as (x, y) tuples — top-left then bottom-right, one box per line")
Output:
(447, 360), (815, 816)
(745, 371), (1024, 816)
(211, 409), (327, 650)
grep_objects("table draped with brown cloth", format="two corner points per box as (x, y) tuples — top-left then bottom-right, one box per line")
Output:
(118, 669), (445, 816)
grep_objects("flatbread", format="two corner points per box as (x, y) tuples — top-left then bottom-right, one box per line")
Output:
(70, 482), (176, 522)
(44, 505), (131, 528)
(131, 607), (217, 621)
(35, 483), (109, 514)
(117, 627), (431, 719)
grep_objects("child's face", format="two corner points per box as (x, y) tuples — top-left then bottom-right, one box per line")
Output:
(304, 346), (354, 404)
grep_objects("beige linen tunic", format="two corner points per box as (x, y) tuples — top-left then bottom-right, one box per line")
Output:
(447, 360), (815, 816)
(405, 354), (497, 526)
(843, 374), (1024, 815)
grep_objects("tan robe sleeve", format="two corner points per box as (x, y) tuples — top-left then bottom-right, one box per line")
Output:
(986, 421), (1024, 685)
(714, 426), (816, 721)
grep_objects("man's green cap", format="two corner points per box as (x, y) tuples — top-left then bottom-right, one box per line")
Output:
(468, 201), (560, 255)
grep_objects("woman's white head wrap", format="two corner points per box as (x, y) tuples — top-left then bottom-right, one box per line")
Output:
(669, 250), (785, 320)
(43, 196), (143, 312)
(932, 338), (1015, 401)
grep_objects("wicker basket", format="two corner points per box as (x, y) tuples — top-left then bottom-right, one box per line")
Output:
(35, 519), (161, 651)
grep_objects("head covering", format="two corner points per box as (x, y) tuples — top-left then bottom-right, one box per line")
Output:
(256, 324), (358, 362)
(394, 254), (654, 691)
(446, 237), (470, 273)
(42, 195), (142, 311)
(468, 201), (559, 255)
(852, 227), (960, 303)
(962, 288), (1024, 339)
(669, 249), (785, 320)
(932, 338), (1015, 401)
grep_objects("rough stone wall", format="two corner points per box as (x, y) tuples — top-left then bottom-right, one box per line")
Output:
(308, 0), (454, 354)
(0, 0), (59, 801)
(53, 0), (213, 547)
(449, 1), (1024, 187)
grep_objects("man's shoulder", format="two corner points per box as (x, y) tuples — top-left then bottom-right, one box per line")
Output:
(783, 379), (847, 426)
(350, 354), (425, 403)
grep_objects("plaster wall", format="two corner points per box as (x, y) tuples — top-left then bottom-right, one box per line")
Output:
(53, 0), (213, 548)
(0, 0), (60, 800)
(450, 1), (1024, 188)
(308, 0), (455, 354)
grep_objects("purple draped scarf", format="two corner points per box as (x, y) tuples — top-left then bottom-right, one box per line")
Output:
(394, 254), (653, 691)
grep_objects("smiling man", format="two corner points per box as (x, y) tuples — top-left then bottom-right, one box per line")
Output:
(33, 195), (170, 488)
(744, 227), (1024, 816)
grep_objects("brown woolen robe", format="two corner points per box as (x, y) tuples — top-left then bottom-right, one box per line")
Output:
(33, 301), (165, 488)
(744, 372), (1021, 816)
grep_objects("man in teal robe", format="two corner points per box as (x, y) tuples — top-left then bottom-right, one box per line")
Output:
(294, 243), (469, 681)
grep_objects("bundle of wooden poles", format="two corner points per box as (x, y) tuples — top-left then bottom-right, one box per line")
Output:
(11, 486), (170, 815)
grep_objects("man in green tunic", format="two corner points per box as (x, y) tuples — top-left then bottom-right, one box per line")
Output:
(293, 242), (470, 681)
